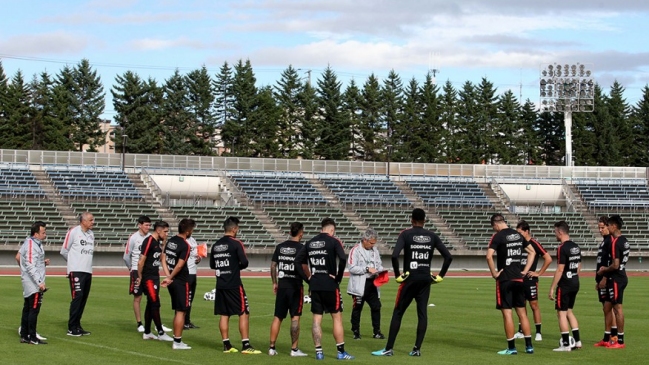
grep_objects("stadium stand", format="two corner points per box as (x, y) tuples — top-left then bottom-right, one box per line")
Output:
(516, 212), (595, 251)
(169, 205), (277, 248)
(0, 167), (46, 198)
(437, 209), (496, 249)
(593, 211), (649, 250)
(229, 171), (326, 204)
(319, 175), (410, 206)
(0, 199), (69, 246)
(47, 169), (142, 200)
(404, 178), (493, 208)
(575, 180), (649, 209)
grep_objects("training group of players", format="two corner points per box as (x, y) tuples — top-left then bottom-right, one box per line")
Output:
(17, 208), (630, 358)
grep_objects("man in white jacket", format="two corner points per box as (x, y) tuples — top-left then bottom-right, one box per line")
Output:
(19, 221), (49, 344)
(61, 212), (95, 337)
(347, 228), (385, 340)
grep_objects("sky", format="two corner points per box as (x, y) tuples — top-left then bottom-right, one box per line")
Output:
(2, 0), (649, 120)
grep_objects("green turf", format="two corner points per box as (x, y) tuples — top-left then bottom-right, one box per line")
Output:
(1, 275), (648, 364)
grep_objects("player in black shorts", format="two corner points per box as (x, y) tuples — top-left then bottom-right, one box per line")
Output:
(161, 218), (194, 350)
(268, 222), (307, 357)
(138, 221), (172, 342)
(372, 208), (452, 357)
(295, 218), (351, 360)
(210, 216), (261, 355)
(594, 216), (617, 347)
(549, 221), (582, 352)
(514, 220), (552, 342)
(486, 214), (535, 355)
(597, 215), (629, 349)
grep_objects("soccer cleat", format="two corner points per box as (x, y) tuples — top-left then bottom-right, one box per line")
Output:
(594, 340), (609, 347)
(396, 271), (410, 283)
(184, 322), (200, 329)
(535, 333), (542, 341)
(291, 349), (308, 357)
(373, 332), (385, 339)
(353, 331), (361, 340)
(268, 348), (278, 356)
(337, 351), (355, 360)
(20, 338), (30, 344)
(18, 327), (47, 341)
(162, 324), (172, 332)
(143, 333), (158, 340)
(553, 346), (572, 352)
(431, 274), (443, 284)
(241, 347), (262, 354)
(172, 341), (192, 350)
(78, 328), (91, 336)
(223, 346), (239, 353)
(409, 349), (421, 357)
(315, 352), (325, 360)
(29, 339), (48, 345)
(137, 325), (145, 333)
(513, 332), (525, 339)
(67, 329), (82, 337)
(607, 342), (625, 349)
(158, 333), (174, 342)
(525, 346), (534, 354)
(609, 336), (618, 344)
(372, 348), (393, 356)
(497, 348), (518, 355)
(574, 341), (582, 349)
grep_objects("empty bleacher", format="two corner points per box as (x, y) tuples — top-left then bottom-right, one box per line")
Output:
(516, 212), (596, 251)
(575, 180), (649, 210)
(404, 178), (493, 208)
(437, 209), (497, 249)
(0, 200), (68, 246)
(320, 175), (410, 206)
(229, 172), (326, 204)
(0, 167), (45, 198)
(593, 211), (649, 251)
(48, 169), (141, 200)
(170, 205), (277, 248)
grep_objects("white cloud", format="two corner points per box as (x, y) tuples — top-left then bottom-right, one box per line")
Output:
(0, 31), (89, 55)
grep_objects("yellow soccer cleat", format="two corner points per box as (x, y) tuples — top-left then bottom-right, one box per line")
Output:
(396, 271), (410, 283)
(431, 274), (443, 284)
(223, 347), (239, 353)
(241, 347), (262, 355)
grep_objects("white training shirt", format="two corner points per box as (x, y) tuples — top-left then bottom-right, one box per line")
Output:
(123, 231), (150, 271)
(187, 236), (198, 275)
(60, 225), (94, 274)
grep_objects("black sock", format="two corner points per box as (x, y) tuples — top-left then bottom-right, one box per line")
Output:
(517, 323), (522, 333)
(174, 337), (181, 343)
(524, 336), (532, 347)
(572, 328), (580, 342)
(611, 326), (618, 337)
(561, 332), (570, 347)
(315, 346), (323, 354)
(242, 339), (251, 349)
(336, 343), (345, 353)
(507, 338), (515, 350)
(604, 331), (611, 341)
(270, 345), (276, 350)
(618, 333), (624, 344)
(137, 321), (143, 327)
(291, 347), (298, 352)
(535, 323), (541, 334)
(158, 330), (164, 336)
(223, 339), (232, 349)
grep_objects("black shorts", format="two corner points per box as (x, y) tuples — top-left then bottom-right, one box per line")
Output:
(311, 289), (343, 315)
(274, 286), (304, 319)
(555, 286), (578, 311)
(214, 286), (250, 316)
(167, 280), (191, 312)
(523, 279), (539, 301)
(394, 278), (431, 312)
(130, 270), (142, 296)
(606, 277), (628, 305)
(496, 280), (525, 310)
(142, 277), (161, 308)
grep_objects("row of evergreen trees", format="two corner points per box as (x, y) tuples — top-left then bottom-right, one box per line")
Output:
(1, 59), (649, 166)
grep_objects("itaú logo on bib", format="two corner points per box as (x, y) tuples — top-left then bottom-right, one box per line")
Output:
(413, 236), (431, 243)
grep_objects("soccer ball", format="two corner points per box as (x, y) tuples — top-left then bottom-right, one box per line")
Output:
(558, 336), (576, 348)
(303, 295), (311, 304)
(204, 289), (216, 301)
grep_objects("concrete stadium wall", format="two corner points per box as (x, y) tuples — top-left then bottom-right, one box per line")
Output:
(151, 175), (223, 198)
(501, 184), (564, 205)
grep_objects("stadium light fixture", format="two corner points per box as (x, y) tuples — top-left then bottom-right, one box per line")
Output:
(539, 62), (594, 167)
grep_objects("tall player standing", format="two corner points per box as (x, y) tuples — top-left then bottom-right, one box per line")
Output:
(594, 216), (617, 347)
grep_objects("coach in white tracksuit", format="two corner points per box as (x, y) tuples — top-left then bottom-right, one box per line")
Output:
(19, 221), (49, 344)
(60, 212), (95, 337)
(347, 228), (385, 339)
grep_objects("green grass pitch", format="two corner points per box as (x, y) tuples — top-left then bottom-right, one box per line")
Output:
(1, 275), (648, 364)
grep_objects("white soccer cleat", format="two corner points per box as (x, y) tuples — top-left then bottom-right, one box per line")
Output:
(137, 325), (145, 333)
(172, 341), (192, 350)
(291, 349), (308, 357)
(18, 326), (47, 340)
(158, 333), (174, 342)
(162, 325), (172, 332)
(535, 333), (542, 341)
(514, 332), (524, 339)
(143, 333), (158, 340)
(574, 340), (582, 349)
(553, 345), (572, 352)
(268, 348), (278, 356)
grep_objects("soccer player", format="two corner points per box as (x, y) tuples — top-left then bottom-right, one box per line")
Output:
(514, 220), (552, 341)
(60, 212), (95, 337)
(594, 216), (617, 347)
(19, 221), (49, 344)
(347, 228), (385, 340)
(549, 220), (582, 352)
(210, 216), (262, 354)
(372, 208), (452, 357)
(161, 218), (195, 350)
(268, 222), (308, 357)
(295, 218), (352, 360)
(139, 221), (173, 342)
(123, 215), (152, 333)
(184, 235), (201, 330)
(486, 213), (535, 355)
(597, 214), (629, 349)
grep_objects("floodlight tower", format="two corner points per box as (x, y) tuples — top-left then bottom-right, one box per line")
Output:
(539, 63), (594, 166)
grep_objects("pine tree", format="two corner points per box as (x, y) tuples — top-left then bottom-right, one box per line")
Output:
(185, 66), (216, 155)
(0, 61), (7, 124)
(250, 86), (281, 157)
(439, 81), (460, 163)
(297, 81), (318, 160)
(535, 111), (565, 165)
(222, 60), (257, 156)
(71, 59), (105, 151)
(162, 69), (192, 155)
(358, 74), (382, 161)
(315, 66), (349, 160)
(274, 65), (303, 158)
(393, 77), (419, 162)
(631, 86), (649, 166)
(456, 81), (478, 163)
(475, 78), (499, 164)
(343, 79), (362, 160)
(52, 66), (77, 149)
(0, 71), (32, 149)
(380, 70), (403, 161)
(29, 72), (71, 150)
(213, 61), (235, 152)
(607, 81), (631, 166)
(418, 74), (443, 162)
(520, 100), (540, 165)
(494, 90), (523, 164)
